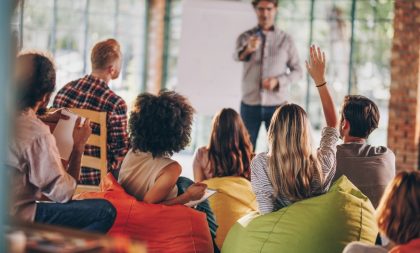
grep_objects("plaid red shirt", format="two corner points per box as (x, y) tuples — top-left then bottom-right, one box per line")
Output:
(53, 74), (129, 185)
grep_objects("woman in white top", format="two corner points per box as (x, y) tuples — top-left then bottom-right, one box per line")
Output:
(251, 46), (339, 214)
(118, 91), (219, 252)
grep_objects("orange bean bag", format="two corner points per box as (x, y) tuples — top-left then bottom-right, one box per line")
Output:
(73, 174), (213, 253)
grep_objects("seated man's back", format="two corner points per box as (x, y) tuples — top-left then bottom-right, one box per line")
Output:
(53, 39), (129, 185)
(334, 143), (395, 208)
(334, 95), (396, 208)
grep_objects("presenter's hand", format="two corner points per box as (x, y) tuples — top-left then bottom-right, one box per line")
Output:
(262, 78), (279, 91)
(306, 45), (326, 86)
(246, 36), (261, 53)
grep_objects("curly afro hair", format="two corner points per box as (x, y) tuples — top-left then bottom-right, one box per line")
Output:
(129, 90), (195, 157)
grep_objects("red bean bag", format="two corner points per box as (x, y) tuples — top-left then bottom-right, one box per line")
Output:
(73, 174), (213, 253)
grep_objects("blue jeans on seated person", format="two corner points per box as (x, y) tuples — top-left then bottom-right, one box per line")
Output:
(176, 177), (219, 253)
(240, 102), (281, 150)
(34, 199), (116, 234)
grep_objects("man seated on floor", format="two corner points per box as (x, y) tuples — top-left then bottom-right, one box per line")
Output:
(333, 95), (395, 208)
(53, 38), (129, 185)
(8, 51), (116, 233)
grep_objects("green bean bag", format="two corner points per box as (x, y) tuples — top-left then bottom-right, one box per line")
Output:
(222, 176), (378, 253)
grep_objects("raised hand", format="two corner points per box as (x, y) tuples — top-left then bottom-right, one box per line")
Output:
(306, 45), (326, 86)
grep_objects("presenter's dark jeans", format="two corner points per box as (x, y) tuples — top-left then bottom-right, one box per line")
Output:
(176, 177), (219, 253)
(34, 199), (116, 234)
(240, 102), (279, 150)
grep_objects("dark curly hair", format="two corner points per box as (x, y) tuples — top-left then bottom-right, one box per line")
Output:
(16, 51), (56, 110)
(129, 90), (195, 157)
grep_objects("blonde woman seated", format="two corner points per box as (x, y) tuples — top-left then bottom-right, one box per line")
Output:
(251, 46), (339, 214)
(343, 171), (420, 253)
(118, 91), (218, 251)
(193, 108), (253, 182)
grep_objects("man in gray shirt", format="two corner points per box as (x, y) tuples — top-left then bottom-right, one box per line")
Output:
(235, 0), (303, 149)
(333, 95), (395, 208)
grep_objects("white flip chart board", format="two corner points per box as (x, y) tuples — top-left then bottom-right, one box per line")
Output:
(176, 0), (256, 116)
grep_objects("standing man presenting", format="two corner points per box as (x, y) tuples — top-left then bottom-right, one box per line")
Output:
(235, 0), (303, 149)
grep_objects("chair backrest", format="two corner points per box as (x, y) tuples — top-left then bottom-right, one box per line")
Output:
(68, 108), (107, 193)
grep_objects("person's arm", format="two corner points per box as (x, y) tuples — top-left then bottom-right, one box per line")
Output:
(192, 147), (206, 182)
(143, 162), (206, 206)
(108, 101), (129, 169)
(306, 45), (338, 128)
(306, 45), (339, 190)
(26, 135), (76, 203)
(250, 154), (275, 215)
(67, 118), (91, 181)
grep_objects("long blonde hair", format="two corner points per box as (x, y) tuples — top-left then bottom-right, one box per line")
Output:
(267, 104), (322, 203)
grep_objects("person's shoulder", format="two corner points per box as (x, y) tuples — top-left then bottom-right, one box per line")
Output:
(161, 160), (182, 176)
(106, 90), (127, 108)
(252, 152), (269, 166)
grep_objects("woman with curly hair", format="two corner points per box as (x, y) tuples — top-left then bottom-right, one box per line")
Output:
(343, 171), (420, 253)
(118, 90), (219, 252)
(193, 108), (253, 182)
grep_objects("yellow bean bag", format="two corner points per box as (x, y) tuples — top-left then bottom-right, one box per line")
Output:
(203, 176), (258, 249)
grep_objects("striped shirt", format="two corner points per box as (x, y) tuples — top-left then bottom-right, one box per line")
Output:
(235, 26), (303, 106)
(53, 74), (129, 185)
(250, 127), (339, 214)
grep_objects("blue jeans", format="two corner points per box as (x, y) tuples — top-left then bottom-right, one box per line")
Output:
(34, 199), (116, 234)
(240, 102), (280, 150)
(176, 177), (219, 253)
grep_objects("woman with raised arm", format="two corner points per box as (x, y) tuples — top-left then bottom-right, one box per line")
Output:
(193, 108), (253, 182)
(251, 45), (339, 214)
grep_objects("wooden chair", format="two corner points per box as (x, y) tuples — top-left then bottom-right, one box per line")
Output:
(68, 108), (107, 194)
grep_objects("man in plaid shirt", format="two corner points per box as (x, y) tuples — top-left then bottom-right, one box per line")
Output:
(53, 38), (129, 185)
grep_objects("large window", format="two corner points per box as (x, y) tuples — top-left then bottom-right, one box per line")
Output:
(165, 0), (394, 153)
(15, 0), (147, 110)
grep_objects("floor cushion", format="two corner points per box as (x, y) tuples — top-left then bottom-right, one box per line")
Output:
(203, 176), (258, 249)
(74, 173), (213, 253)
(221, 176), (378, 253)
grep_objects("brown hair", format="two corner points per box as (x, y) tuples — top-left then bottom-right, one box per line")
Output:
(341, 95), (379, 138)
(91, 38), (121, 70)
(207, 108), (253, 179)
(376, 171), (420, 245)
(252, 0), (278, 8)
(16, 51), (56, 109)
(267, 104), (322, 203)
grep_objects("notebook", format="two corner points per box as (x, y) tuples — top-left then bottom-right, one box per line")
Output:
(52, 109), (85, 161)
(185, 188), (217, 207)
